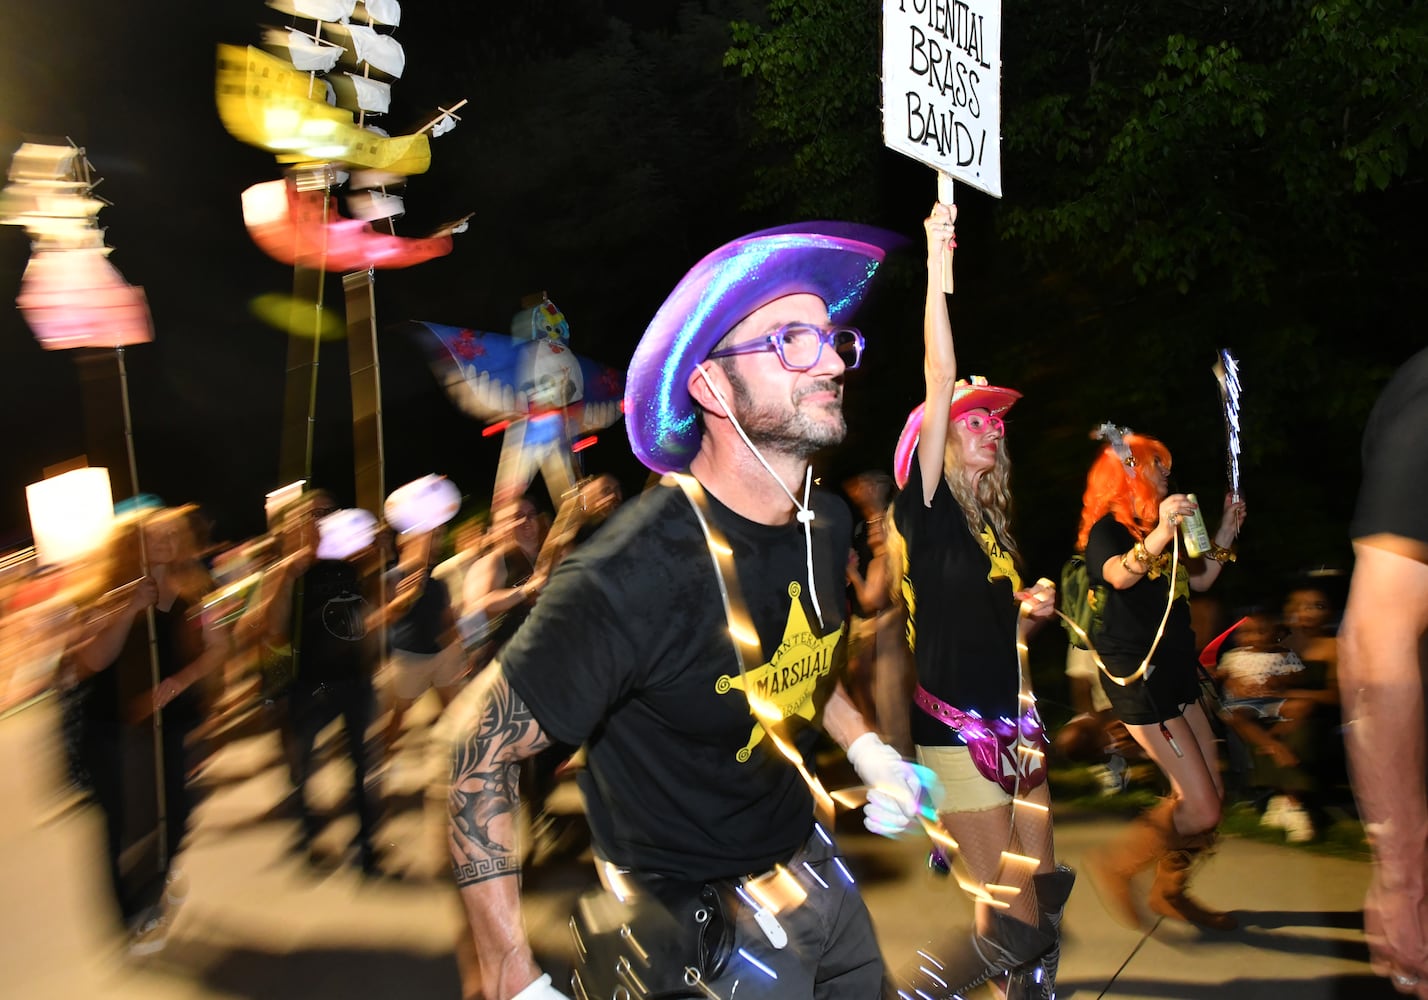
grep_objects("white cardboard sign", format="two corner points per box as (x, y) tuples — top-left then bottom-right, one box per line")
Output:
(882, 0), (1002, 198)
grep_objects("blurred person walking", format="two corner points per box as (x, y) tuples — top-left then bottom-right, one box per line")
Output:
(1339, 347), (1428, 998)
(463, 494), (546, 671)
(381, 528), (466, 757)
(65, 506), (229, 954)
(241, 492), (383, 875)
(1209, 608), (1318, 840)
(1212, 582), (1343, 841)
(842, 469), (897, 740)
(1278, 578), (1345, 800)
(1075, 431), (1246, 931)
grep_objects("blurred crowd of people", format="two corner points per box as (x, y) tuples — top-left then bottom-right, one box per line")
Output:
(0, 472), (624, 959)
(1206, 577), (1348, 842)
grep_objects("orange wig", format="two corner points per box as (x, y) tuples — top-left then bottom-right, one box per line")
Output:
(1075, 433), (1172, 551)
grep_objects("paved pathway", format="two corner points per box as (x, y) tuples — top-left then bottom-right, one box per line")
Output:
(0, 693), (1399, 998)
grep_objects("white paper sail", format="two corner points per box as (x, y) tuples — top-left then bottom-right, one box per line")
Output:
(288, 0), (357, 22)
(275, 26), (344, 72)
(346, 189), (404, 221)
(362, 0), (401, 27)
(1, 142), (111, 251)
(8, 143), (80, 181)
(0, 192), (105, 230)
(346, 24), (405, 77)
(345, 74), (392, 113)
(430, 113), (456, 137)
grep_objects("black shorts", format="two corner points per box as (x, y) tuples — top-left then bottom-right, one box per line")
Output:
(1098, 656), (1202, 727)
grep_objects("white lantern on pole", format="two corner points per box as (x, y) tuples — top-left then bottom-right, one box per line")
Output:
(384, 474), (460, 535)
(26, 467), (115, 566)
(265, 479), (307, 529)
(315, 508), (378, 560)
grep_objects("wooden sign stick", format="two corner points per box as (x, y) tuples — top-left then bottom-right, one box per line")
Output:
(938, 171), (956, 295)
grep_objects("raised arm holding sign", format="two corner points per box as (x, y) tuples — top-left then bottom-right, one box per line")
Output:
(938, 170), (957, 293)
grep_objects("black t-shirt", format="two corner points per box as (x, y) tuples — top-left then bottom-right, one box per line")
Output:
(501, 481), (851, 881)
(74, 595), (203, 736)
(388, 568), (450, 654)
(155, 597), (204, 731)
(893, 461), (1023, 736)
(574, 515), (611, 547)
(295, 559), (370, 682)
(485, 545), (536, 655)
(1353, 346), (1428, 545)
(1085, 515), (1196, 676)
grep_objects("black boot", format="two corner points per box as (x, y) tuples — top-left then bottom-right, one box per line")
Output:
(895, 911), (1055, 998)
(1005, 865), (1076, 1000)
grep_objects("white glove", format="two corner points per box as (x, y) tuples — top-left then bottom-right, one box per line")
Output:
(511, 973), (571, 1000)
(846, 732), (924, 837)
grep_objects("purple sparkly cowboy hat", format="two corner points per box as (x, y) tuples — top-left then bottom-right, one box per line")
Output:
(893, 377), (1022, 488)
(625, 222), (901, 473)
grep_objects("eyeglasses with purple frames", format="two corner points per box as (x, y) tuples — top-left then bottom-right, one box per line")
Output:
(707, 323), (864, 371)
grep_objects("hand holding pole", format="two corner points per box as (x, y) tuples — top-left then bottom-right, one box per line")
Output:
(937, 172), (956, 294)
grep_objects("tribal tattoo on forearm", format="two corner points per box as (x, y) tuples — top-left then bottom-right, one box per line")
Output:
(448, 670), (553, 888)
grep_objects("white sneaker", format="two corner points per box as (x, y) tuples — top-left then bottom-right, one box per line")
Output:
(1261, 795), (1291, 829)
(1280, 802), (1315, 843)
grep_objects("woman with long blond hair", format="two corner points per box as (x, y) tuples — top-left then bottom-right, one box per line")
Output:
(888, 202), (1067, 1000)
(1076, 431), (1246, 931)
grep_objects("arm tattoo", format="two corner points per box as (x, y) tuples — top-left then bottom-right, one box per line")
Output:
(448, 670), (554, 888)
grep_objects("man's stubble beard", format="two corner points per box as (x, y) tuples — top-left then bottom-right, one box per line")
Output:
(721, 363), (846, 459)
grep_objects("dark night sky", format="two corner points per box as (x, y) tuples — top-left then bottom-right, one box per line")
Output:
(0, 2), (697, 545)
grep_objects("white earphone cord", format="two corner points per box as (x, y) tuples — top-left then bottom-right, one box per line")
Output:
(695, 365), (825, 629)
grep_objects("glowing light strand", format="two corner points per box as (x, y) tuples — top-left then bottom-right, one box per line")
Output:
(1213, 349), (1242, 499)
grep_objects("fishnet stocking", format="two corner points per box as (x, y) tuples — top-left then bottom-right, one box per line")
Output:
(939, 779), (1055, 930)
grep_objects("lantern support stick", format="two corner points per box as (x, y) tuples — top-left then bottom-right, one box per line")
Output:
(117, 345), (168, 871)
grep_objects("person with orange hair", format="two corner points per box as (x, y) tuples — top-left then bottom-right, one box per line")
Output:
(1077, 431), (1246, 931)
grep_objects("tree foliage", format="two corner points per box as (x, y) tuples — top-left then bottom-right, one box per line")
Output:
(1001, 0), (1428, 300)
(727, 0), (1428, 300)
(725, 0), (884, 217)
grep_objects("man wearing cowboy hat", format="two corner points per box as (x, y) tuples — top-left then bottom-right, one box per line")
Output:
(447, 223), (930, 999)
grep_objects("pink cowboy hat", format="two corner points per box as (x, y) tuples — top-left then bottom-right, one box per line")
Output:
(892, 377), (1022, 488)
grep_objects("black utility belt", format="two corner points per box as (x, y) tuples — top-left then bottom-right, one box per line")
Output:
(572, 826), (837, 998)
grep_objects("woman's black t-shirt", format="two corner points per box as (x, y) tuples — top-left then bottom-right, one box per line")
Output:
(893, 461), (1022, 741)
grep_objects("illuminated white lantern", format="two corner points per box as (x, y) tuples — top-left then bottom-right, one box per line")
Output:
(316, 508), (378, 560)
(26, 467), (115, 566)
(384, 474), (460, 535)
